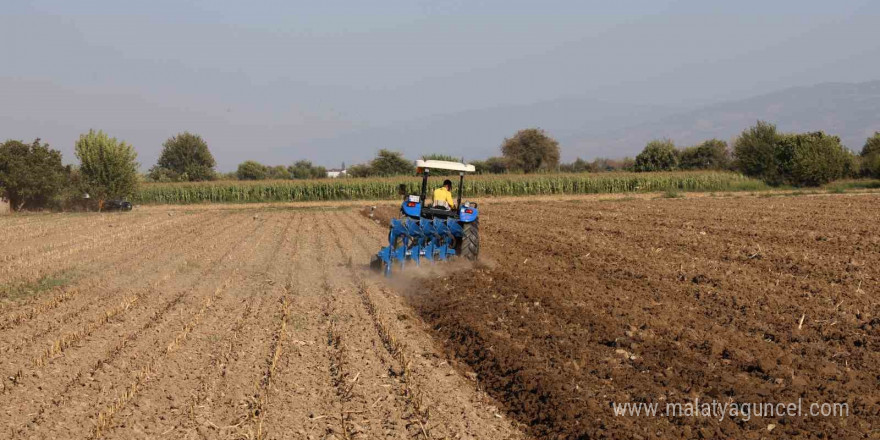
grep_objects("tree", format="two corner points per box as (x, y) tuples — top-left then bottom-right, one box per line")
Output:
(679, 139), (730, 170)
(471, 156), (509, 174)
(369, 150), (414, 176)
(266, 165), (290, 180)
(635, 139), (679, 172)
(149, 132), (216, 181)
(559, 158), (591, 173)
(421, 154), (462, 175)
(346, 164), (372, 178)
(861, 132), (880, 178)
(501, 128), (560, 173)
(781, 132), (854, 186)
(422, 153), (460, 162)
(75, 130), (139, 207)
(0, 139), (67, 210)
(236, 161), (268, 180)
(734, 122), (854, 186)
(733, 121), (782, 184)
(288, 160), (327, 179)
(862, 132), (880, 158)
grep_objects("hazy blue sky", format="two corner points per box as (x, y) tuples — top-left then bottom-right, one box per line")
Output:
(2, 1), (879, 170)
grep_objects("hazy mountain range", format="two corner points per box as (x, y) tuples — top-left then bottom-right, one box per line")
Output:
(317, 80), (880, 165)
(570, 80), (880, 159)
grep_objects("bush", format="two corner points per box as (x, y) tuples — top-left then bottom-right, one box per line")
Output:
(0, 139), (68, 210)
(559, 158), (591, 173)
(346, 164), (372, 178)
(471, 156), (509, 174)
(75, 130), (139, 205)
(559, 157), (637, 173)
(421, 154), (460, 162)
(236, 161), (269, 180)
(345, 150), (414, 178)
(369, 149), (414, 176)
(861, 153), (880, 179)
(733, 121), (782, 184)
(860, 132), (880, 178)
(734, 122), (855, 187)
(679, 139), (730, 170)
(288, 160), (327, 179)
(635, 139), (679, 172)
(148, 132), (216, 182)
(780, 132), (853, 186)
(267, 165), (290, 180)
(420, 154), (463, 175)
(862, 132), (880, 158)
(501, 128), (560, 173)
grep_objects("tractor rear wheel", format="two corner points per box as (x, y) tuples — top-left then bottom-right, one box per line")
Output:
(458, 220), (480, 261)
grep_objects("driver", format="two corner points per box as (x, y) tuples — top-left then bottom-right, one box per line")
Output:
(432, 179), (456, 209)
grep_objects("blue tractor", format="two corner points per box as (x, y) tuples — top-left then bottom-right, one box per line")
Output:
(371, 160), (480, 276)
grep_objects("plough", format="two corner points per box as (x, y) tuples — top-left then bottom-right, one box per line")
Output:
(371, 160), (479, 276)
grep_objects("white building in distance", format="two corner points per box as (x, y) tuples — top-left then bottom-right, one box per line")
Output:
(326, 168), (347, 178)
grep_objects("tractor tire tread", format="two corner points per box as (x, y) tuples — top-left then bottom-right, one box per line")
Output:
(460, 220), (480, 261)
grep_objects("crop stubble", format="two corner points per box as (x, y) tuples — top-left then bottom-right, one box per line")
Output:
(0, 208), (520, 439)
(5, 193), (873, 440)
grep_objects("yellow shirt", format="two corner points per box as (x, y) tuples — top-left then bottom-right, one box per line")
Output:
(432, 186), (455, 208)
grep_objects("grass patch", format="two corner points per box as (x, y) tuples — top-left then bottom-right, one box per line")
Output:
(599, 196), (638, 203)
(822, 179), (880, 192)
(0, 271), (76, 301)
(662, 189), (683, 199)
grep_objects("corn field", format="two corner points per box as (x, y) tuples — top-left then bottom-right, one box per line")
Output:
(131, 171), (765, 204)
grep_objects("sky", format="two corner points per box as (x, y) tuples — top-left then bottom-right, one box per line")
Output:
(2, 0), (879, 171)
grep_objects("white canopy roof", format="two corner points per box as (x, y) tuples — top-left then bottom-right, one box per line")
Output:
(415, 160), (476, 173)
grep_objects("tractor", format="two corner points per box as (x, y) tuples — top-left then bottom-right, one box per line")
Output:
(370, 160), (479, 276)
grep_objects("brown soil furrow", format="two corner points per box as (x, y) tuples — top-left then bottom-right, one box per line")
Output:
(324, 212), (430, 438)
(113, 213), (298, 439)
(334, 210), (526, 439)
(0, 212), (231, 347)
(317, 216), (363, 440)
(0, 214), (260, 431)
(494, 201), (877, 375)
(0, 212), (220, 326)
(304, 211), (416, 439)
(89, 213), (284, 439)
(221, 214), (301, 440)
(514, 200), (876, 296)
(410, 195), (879, 439)
(17, 287), (190, 435)
(9, 213), (268, 439)
(0, 212), (199, 283)
(260, 217), (341, 439)
(0, 212), (164, 256)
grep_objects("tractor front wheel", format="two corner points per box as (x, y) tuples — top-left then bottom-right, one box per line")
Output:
(458, 220), (480, 261)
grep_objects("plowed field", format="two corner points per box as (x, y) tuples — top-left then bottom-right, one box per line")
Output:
(2, 193), (878, 440)
(406, 194), (880, 439)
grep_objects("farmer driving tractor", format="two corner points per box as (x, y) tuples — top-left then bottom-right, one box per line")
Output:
(432, 179), (457, 210)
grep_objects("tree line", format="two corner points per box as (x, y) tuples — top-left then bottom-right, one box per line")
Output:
(0, 130), (137, 211)
(2, 124), (879, 212)
(628, 122), (880, 186)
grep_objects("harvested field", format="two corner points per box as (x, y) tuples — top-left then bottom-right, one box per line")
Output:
(0, 209), (522, 439)
(2, 193), (878, 439)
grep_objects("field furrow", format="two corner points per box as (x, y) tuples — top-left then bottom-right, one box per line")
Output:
(7, 192), (868, 439)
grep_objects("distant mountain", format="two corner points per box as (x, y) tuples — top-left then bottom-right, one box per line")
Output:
(571, 81), (880, 158)
(303, 81), (880, 166)
(303, 97), (682, 165)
